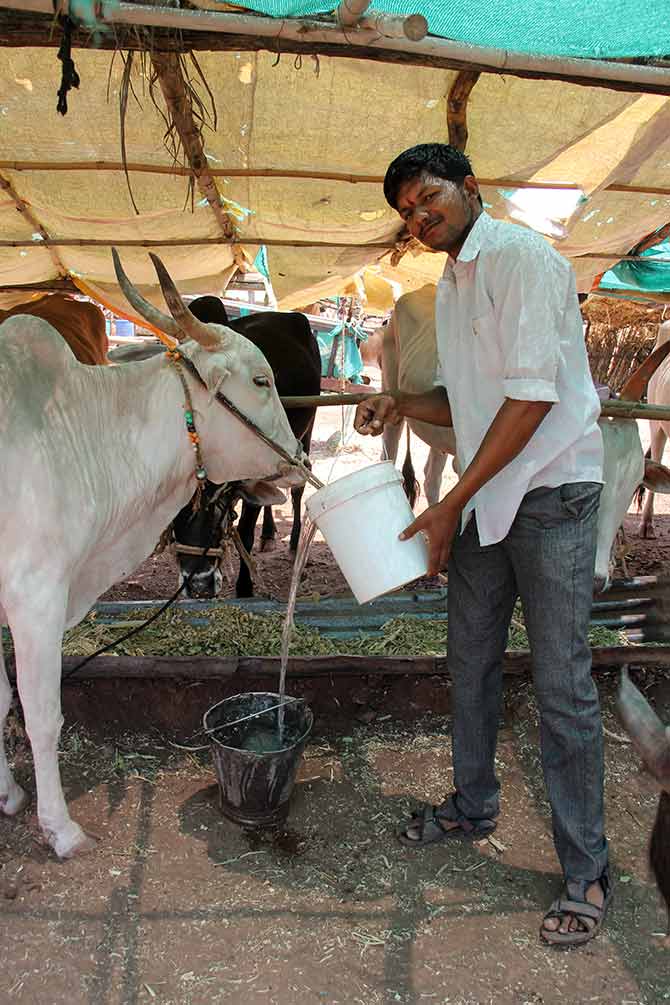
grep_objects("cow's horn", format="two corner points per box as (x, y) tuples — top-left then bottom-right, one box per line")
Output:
(617, 668), (670, 785)
(149, 253), (222, 351)
(111, 248), (181, 338)
(619, 339), (670, 402)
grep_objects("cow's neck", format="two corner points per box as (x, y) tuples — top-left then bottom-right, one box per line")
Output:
(111, 353), (204, 518)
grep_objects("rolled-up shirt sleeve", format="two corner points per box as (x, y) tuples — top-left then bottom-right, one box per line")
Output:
(491, 240), (572, 403)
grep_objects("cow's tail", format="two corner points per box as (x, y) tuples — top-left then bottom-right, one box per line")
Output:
(635, 447), (651, 510)
(401, 425), (420, 510)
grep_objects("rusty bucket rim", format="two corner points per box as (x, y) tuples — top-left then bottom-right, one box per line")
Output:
(202, 690), (314, 756)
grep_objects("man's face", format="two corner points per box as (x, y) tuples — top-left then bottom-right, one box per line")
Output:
(395, 172), (480, 255)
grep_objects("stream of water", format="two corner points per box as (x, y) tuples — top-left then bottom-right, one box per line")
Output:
(278, 515), (318, 742)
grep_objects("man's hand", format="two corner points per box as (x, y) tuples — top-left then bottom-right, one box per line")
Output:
(354, 393), (403, 436)
(400, 493), (461, 576)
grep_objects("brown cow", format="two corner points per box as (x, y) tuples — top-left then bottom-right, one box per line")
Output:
(0, 294), (108, 365)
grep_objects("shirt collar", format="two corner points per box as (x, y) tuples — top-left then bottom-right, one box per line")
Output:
(456, 210), (492, 263)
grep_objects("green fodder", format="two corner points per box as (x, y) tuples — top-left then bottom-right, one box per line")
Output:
(49, 603), (627, 659)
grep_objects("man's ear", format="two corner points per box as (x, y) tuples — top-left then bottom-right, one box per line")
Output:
(463, 175), (480, 203)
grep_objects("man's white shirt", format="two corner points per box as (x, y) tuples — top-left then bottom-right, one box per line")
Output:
(434, 211), (603, 546)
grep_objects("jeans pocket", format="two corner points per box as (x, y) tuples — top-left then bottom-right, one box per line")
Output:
(559, 482), (602, 520)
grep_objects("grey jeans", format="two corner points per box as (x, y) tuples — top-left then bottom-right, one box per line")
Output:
(443, 482), (608, 883)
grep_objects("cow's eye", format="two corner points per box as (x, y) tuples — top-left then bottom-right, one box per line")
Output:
(254, 375), (271, 388)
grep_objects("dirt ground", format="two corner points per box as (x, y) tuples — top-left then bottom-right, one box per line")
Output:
(3, 402), (670, 1005)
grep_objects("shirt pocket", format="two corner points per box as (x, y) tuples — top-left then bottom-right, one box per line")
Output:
(470, 311), (502, 376)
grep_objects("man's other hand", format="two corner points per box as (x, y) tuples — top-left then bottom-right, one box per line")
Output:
(354, 394), (403, 436)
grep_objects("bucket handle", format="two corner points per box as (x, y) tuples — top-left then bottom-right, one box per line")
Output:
(204, 696), (305, 736)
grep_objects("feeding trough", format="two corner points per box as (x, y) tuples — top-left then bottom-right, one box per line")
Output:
(203, 692), (313, 829)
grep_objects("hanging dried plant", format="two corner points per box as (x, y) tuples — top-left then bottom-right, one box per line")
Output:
(114, 40), (219, 217)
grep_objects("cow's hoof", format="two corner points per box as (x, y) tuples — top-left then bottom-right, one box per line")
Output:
(641, 525), (656, 539)
(52, 825), (99, 860)
(259, 537), (276, 553)
(0, 784), (28, 817)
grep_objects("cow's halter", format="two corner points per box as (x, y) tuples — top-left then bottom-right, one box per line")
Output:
(165, 347), (322, 490)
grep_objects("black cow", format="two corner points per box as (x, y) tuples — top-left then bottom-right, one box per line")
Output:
(171, 296), (320, 598)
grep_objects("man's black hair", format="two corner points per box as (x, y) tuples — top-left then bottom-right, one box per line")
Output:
(383, 144), (475, 210)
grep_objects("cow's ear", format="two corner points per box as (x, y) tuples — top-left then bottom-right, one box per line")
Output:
(643, 459), (670, 494)
(203, 357), (232, 398)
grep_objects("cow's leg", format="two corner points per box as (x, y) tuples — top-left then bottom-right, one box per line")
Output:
(423, 448), (448, 507)
(641, 421), (667, 538)
(11, 606), (96, 857)
(236, 501), (260, 598)
(0, 642), (27, 816)
(260, 507), (277, 553)
(382, 418), (403, 464)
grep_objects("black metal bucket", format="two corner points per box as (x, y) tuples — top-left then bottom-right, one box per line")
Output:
(203, 692), (314, 829)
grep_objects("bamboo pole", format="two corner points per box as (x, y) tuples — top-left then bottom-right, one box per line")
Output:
(0, 173), (65, 278)
(2, 1), (670, 96)
(280, 392), (670, 422)
(2, 161), (670, 198)
(358, 14), (428, 41)
(0, 237), (668, 262)
(335, 0), (372, 29)
(0, 237), (393, 249)
(600, 400), (670, 421)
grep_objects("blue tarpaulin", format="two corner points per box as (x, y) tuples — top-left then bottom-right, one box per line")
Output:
(316, 322), (366, 383)
(598, 233), (670, 298)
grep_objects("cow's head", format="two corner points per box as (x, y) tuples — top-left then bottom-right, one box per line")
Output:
(618, 669), (670, 791)
(112, 250), (305, 490)
(595, 341), (670, 592)
(171, 479), (286, 598)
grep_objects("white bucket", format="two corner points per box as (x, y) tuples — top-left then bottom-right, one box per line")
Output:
(305, 460), (429, 604)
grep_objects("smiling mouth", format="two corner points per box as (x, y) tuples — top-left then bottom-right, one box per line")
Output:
(420, 220), (440, 242)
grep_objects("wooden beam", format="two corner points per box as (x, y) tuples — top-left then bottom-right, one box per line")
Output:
(1, 238), (668, 266)
(335, 0), (371, 29)
(0, 237), (394, 248)
(1, 5), (670, 97)
(0, 171), (66, 277)
(357, 14), (428, 42)
(150, 50), (246, 272)
(2, 161), (670, 198)
(52, 644), (670, 682)
(447, 70), (480, 151)
(279, 392), (670, 421)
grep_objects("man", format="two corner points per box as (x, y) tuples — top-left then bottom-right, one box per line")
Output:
(354, 143), (610, 947)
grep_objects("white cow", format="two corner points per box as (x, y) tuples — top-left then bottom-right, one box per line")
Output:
(363, 285), (670, 591)
(0, 251), (305, 858)
(639, 321), (670, 539)
(361, 285), (455, 505)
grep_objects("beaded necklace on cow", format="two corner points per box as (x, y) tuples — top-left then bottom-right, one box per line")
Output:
(166, 347), (208, 509)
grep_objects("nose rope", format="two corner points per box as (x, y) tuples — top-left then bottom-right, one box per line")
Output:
(170, 350), (324, 491)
